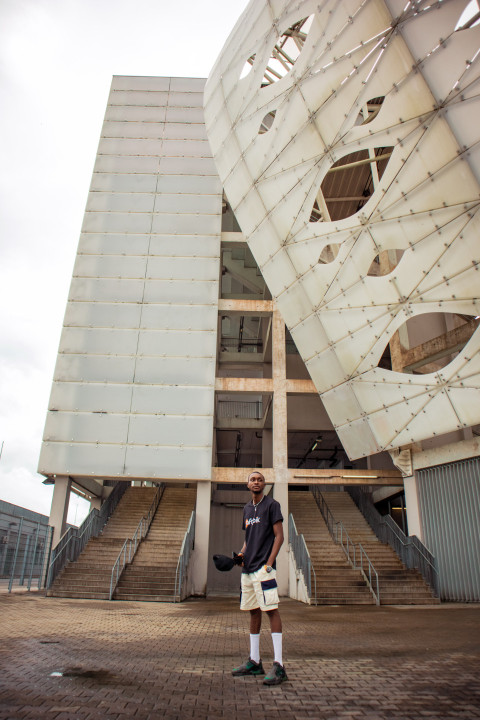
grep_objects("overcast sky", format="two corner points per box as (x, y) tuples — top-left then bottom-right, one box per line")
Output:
(0, 0), (249, 525)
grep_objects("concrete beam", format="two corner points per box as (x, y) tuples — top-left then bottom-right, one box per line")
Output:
(285, 379), (317, 394)
(215, 377), (273, 393)
(218, 299), (273, 316)
(211, 467), (403, 485)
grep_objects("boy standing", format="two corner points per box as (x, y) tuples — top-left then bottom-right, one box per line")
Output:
(232, 471), (287, 685)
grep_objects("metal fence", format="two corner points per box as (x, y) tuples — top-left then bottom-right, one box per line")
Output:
(347, 486), (438, 596)
(174, 511), (196, 602)
(46, 482), (128, 588)
(0, 511), (53, 592)
(288, 513), (316, 600)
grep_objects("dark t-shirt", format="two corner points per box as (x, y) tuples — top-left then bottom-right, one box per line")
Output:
(242, 495), (283, 573)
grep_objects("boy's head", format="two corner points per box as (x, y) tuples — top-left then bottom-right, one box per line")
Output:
(247, 471), (265, 495)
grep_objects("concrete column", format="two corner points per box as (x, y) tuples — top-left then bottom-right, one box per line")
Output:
(272, 309), (288, 470)
(193, 481), (212, 596)
(49, 476), (72, 548)
(404, 474), (423, 541)
(272, 308), (289, 594)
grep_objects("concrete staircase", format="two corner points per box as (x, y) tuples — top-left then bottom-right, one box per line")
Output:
(289, 491), (375, 605)
(47, 486), (158, 600)
(321, 491), (439, 605)
(113, 486), (196, 602)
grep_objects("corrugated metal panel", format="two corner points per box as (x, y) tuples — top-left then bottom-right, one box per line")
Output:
(417, 458), (480, 602)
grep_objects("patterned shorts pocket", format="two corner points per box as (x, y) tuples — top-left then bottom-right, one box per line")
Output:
(261, 578), (279, 607)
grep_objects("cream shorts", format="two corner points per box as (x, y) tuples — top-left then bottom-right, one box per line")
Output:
(240, 566), (279, 612)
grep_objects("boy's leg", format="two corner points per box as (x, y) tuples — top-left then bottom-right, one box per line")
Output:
(249, 608), (262, 662)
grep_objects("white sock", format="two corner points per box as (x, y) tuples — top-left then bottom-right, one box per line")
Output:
(250, 633), (260, 663)
(271, 632), (283, 666)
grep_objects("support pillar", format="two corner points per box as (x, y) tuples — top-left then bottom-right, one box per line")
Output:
(193, 481), (212, 596)
(272, 308), (289, 594)
(404, 474), (423, 541)
(48, 476), (72, 548)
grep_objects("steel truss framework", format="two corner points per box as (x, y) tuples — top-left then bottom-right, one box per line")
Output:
(204, 0), (480, 459)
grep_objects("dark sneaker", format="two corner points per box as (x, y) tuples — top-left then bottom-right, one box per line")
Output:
(263, 661), (288, 685)
(232, 657), (264, 676)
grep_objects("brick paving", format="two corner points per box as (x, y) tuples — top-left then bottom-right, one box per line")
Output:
(0, 594), (479, 720)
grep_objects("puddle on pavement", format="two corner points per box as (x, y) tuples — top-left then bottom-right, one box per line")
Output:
(49, 668), (121, 684)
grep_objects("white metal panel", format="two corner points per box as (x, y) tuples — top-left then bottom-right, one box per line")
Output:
(162, 123), (208, 140)
(43, 410), (130, 444)
(123, 445), (212, 479)
(165, 106), (205, 123)
(94, 155), (159, 174)
(140, 304), (217, 331)
(63, 301), (142, 329)
(111, 76), (170, 92)
(59, 328), (139, 356)
(145, 256), (219, 281)
(156, 174), (222, 195)
(158, 157), (218, 176)
(137, 330), (216, 358)
(131, 385), (214, 415)
(167, 91), (204, 108)
(90, 173), (158, 193)
(143, 279), (218, 304)
(109, 90), (170, 106)
(69, 278), (145, 303)
(102, 121), (165, 140)
(133, 357), (215, 386)
(205, 0), (480, 458)
(148, 235), (220, 258)
(77, 233), (150, 256)
(85, 192), (155, 213)
(153, 193), (220, 214)
(38, 441), (127, 477)
(127, 415), (212, 446)
(151, 213), (220, 235)
(105, 104), (167, 123)
(49, 382), (133, 413)
(82, 212), (153, 234)
(53, 355), (136, 383)
(73, 254), (148, 279)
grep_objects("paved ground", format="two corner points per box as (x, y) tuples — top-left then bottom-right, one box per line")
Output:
(0, 593), (479, 720)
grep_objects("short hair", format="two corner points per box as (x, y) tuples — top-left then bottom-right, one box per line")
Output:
(247, 470), (265, 482)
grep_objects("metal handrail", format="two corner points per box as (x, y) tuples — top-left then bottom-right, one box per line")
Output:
(174, 511), (196, 602)
(46, 482), (128, 588)
(347, 486), (439, 596)
(288, 514), (316, 602)
(311, 487), (380, 605)
(109, 484), (165, 600)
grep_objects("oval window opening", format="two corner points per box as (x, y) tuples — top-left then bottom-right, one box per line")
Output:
(367, 250), (404, 276)
(261, 15), (314, 87)
(318, 244), (340, 264)
(314, 146), (394, 222)
(356, 96), (385, 126)
(379, 313), (479, 374)
(240, 54), (256, 79)
(258, 110), (277, 134)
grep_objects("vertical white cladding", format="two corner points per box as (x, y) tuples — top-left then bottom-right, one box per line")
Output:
(39, 76), (222, 480)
